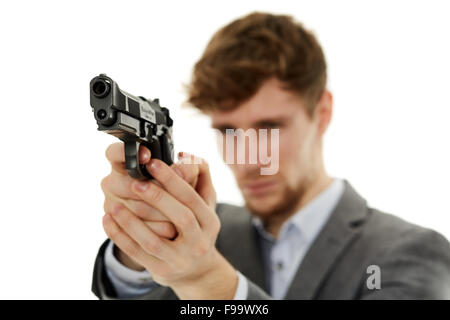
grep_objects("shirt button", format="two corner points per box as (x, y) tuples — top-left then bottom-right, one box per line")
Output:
(276, 262), (284, 271)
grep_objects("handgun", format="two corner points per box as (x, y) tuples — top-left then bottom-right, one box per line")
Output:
(90, 74), (174, 180)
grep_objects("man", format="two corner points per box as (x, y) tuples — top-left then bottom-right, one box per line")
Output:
(92, 12), (450, 299)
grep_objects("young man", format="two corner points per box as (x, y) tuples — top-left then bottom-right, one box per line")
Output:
(92, 12), (450, 299)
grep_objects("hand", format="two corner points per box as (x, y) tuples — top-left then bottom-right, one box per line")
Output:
(100, 142), (200, 270)
(102, 154), (239, 299)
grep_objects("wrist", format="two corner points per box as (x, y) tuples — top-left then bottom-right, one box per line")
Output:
(113, 243), (146, 271)
(172, 251), (238, 300)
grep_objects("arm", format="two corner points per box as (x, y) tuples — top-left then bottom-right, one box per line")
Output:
(92, 238), (258, 300)
(92, 239), (177, 300)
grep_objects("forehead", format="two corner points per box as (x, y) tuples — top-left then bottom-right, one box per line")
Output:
(209, 78), (306, 127)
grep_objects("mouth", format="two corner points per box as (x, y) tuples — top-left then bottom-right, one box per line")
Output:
(242, 180), (278, 196)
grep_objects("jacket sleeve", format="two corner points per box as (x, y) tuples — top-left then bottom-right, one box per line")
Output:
(91, 238), (272, 300)
(359, 228), (450, 299)
(91, 239), (179, 300)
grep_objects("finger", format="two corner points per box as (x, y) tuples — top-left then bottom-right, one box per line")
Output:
(105, 195), (176, 238)
(144, 221), (178, 240)
(101, 170), (166, 201)
(110, 203), (173, 261)
(102, 212), (163, 268)
(178, 152), (216, 208)
(171, 160), (199, 188)
(124, 198), (169, 222)
(102, 170), (172, 225)
(105, 142), (151, 165)
(143, 158), (214, 230)
(104, 194), (170, 222)
(101, 170), (142, 200)
(105, 142), (151, 175)
(130, 178), (201, 239)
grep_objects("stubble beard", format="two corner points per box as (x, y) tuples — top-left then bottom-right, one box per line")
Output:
(243, 177), (311, 225)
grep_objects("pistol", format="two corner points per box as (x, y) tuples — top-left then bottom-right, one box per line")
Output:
(90, 74), (174, 180)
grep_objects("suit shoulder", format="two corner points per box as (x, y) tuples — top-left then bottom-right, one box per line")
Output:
(362, 207), (450, 258)
(215, 202), (252, 226)
(356, 208), (450, 298)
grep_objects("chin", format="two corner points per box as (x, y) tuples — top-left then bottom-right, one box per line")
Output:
(244, 193), (283, 217)
(241, 181), (305, 218)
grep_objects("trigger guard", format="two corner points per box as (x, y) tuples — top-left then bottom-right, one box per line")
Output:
(124, 140), (152, 180)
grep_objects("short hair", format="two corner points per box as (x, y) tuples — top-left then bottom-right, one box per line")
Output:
(186, 12), (327, 116)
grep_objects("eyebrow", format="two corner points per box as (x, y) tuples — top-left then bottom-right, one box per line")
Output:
(211, 116), (290, 130)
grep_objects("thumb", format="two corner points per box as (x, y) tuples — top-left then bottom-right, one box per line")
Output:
(171, 159), (199, 188)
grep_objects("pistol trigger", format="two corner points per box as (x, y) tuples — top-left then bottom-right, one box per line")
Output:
(139, 121), (146, 138)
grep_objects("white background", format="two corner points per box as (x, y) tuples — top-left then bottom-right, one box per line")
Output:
(0, 0), (449, 299)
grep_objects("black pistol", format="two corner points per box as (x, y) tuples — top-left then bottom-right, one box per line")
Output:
(90, 74), (174, 180)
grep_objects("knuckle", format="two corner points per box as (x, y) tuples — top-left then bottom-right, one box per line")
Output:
(124, 199), (136, 213)
(100, 176), (109, 192)
(157, 166), (174, 186)
(211, 217), (221, 235)
(178, 212), (195, 229)
(119, 212), (131, 229)
(194, 240), (210, 257)
(143, 238), (162, 255)
(135, 202), (158, 221)
(130, 201), (146, 219)
(103, 220), (118, 240)
(103, 199), (110, 214)
(184, 195), (197, 209)
(123, 242), (140, 259)
(147, 183), (164, 203)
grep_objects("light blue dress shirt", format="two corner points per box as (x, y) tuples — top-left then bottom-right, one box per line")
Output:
(104, 178), (345, 299)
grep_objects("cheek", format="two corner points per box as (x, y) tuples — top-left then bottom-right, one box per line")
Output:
(277, 132), (308, 180)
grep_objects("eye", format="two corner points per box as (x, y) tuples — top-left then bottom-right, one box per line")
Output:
(258, 122), (282, 129)
(214, 127), (236, 135)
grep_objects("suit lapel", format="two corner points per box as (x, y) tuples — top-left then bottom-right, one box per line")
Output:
(284, 180), (369, 299)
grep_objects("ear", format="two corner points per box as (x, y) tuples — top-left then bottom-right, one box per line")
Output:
(314, 90), (333, 136)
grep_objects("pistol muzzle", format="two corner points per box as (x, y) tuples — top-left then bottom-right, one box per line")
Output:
(92, 78), (110, 98)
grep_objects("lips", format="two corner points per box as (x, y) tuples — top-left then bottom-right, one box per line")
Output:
(242, 180), (278, 196)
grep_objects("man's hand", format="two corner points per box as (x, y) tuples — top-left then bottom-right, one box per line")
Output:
(102, 149), (239, 299)
(100, 143), (200, 271)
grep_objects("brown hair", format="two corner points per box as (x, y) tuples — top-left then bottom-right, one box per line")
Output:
(185, 12), (327, 116)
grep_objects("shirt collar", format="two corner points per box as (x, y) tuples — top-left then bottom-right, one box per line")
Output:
(252, 178), (345, 243)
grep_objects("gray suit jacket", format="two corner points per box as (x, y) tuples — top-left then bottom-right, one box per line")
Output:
(92, 180), (450, 299)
